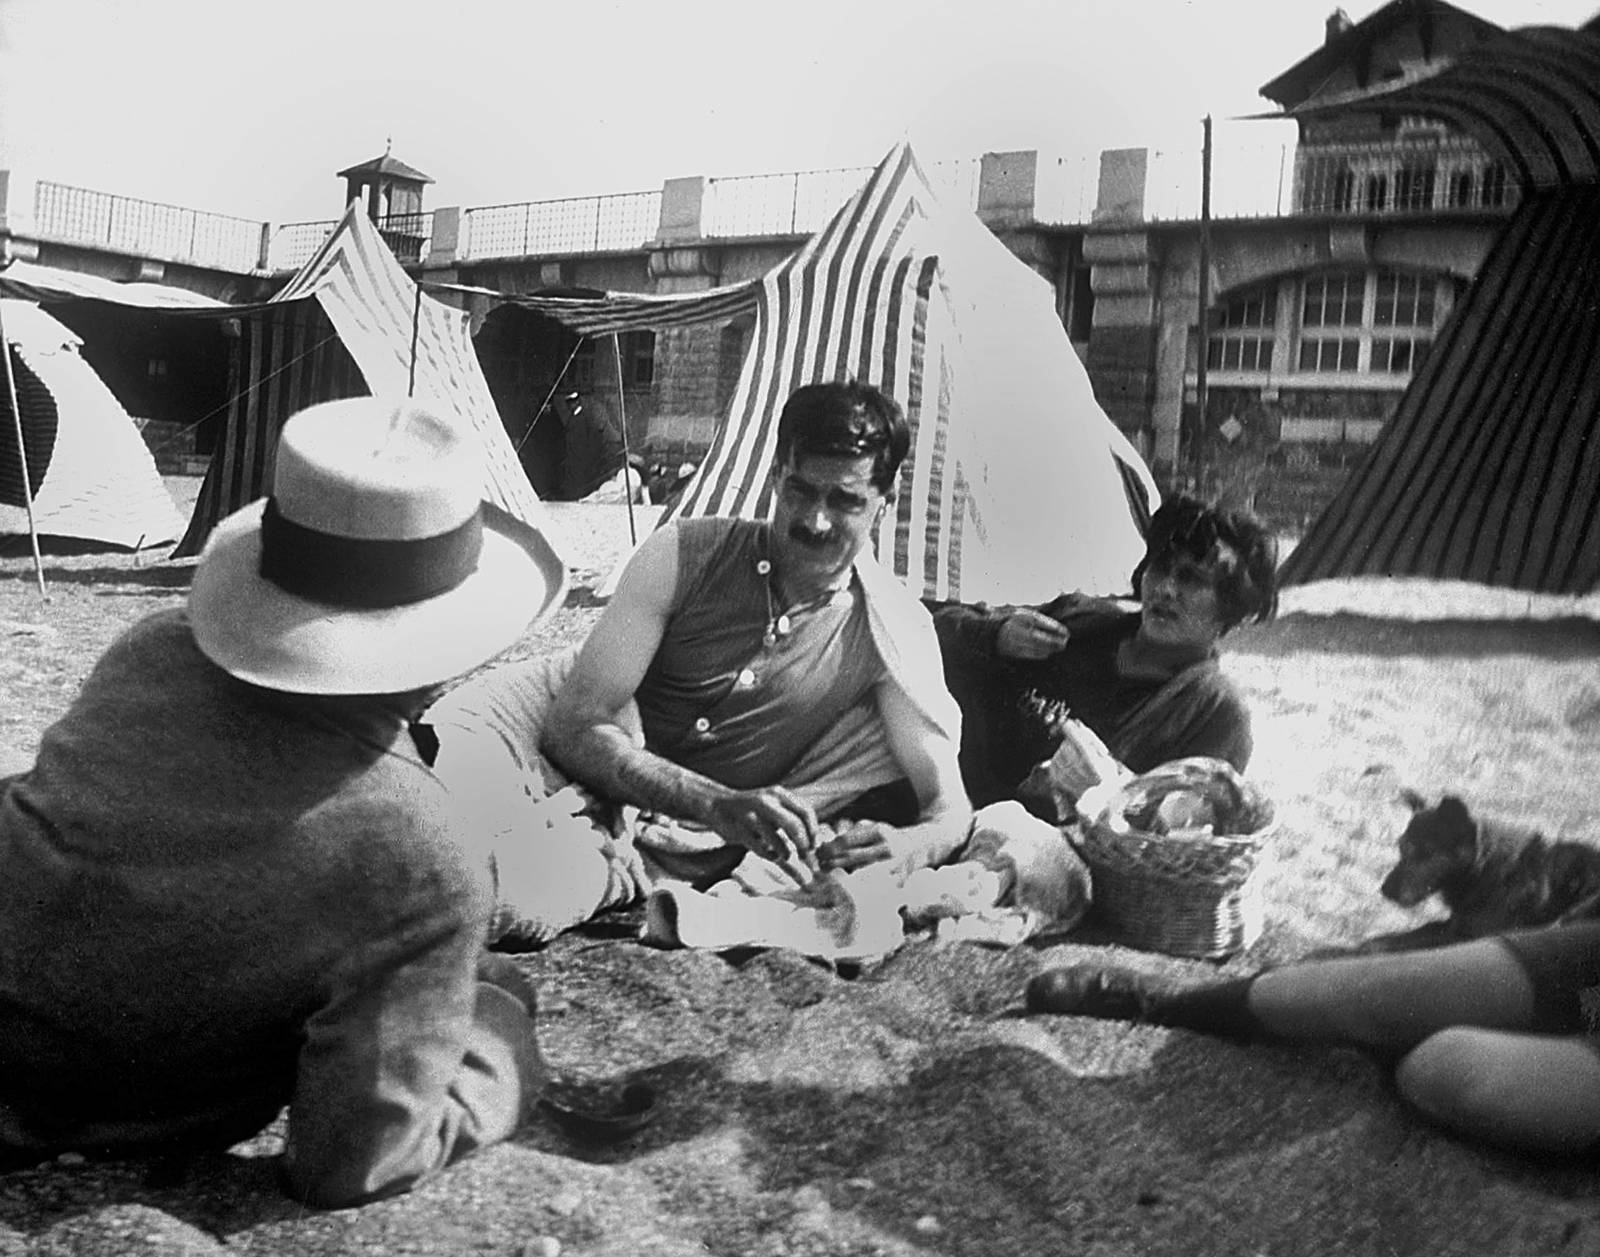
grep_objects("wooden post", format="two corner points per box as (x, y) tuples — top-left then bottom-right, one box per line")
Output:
(407, 281), (422, 397)
(1195, 114), (1213, 493)
(0, 301), (47, 598)
(611, 333), (637, 546)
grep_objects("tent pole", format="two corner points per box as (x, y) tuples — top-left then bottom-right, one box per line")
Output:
(516, 337), (586, 457)
(407, 280), (422, 398)
(0, 302), (47, 598)
(611, 332), (637, 545)
(1194, 113), (1213, 495)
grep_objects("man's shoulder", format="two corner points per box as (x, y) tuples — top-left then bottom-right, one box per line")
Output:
(106, 606), (201, 661)
(665, 516), (762, 605)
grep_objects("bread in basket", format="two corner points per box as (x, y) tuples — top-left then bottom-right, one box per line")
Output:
(1074, 757), (1276, 959)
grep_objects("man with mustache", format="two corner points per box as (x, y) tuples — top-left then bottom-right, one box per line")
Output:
(430, 381), (1097, 952)
(542, 379), (971, 885)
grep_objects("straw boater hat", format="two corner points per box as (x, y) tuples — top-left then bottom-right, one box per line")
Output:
(189, 396), (567, 695)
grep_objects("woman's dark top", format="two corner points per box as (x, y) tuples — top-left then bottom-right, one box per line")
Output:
(927, 595), (1252, 806)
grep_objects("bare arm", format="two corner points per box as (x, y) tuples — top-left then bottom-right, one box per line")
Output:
(542, 525), (819, 876)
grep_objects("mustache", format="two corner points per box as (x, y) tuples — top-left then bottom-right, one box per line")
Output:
(787, 525), (834, 549)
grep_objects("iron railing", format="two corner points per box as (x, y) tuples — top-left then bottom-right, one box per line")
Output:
(28, 133), (1523, 283)
(702, 158), (983, 239)
(267, 211), (435, 272)
(33, 180), (265, 272)
(461, 190), (661, 260)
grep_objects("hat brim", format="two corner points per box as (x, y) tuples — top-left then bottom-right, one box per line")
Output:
(189, 500), (568, 695)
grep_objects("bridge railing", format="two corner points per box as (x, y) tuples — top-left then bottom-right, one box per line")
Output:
(460, 190), (662, 261)
(33, 180), (266, 272)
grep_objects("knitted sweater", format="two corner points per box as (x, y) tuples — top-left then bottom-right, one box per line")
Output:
(0, 610), (543, 1208)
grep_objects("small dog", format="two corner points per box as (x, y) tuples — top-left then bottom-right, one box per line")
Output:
(1360, 790), (1600, 952)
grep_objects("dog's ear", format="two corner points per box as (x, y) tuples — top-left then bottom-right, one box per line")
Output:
(1398, 787), (1430, 813)
(1436, 795), (1474, 826)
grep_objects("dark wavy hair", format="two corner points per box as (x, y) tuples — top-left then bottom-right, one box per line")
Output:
(1130, 493), (1279, 631)
(774, 380), (910, 495)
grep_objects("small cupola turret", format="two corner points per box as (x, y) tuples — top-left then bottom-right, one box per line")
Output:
(335, 142), (433, 223)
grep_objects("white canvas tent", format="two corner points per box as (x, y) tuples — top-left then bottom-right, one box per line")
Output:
(0, 299), (183, 549)
(505, 142), (1157, 604)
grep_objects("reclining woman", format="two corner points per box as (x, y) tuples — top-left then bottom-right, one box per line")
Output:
(927, 493), (1279, 809)
(1027, 922), (1600, 1155)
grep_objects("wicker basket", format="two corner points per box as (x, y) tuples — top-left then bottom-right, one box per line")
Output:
(1074, 773), (1276, 960)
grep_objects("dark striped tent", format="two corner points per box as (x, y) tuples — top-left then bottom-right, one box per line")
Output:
(1281, 20), (1600, 592)
(501, 142), (1158, 603)
(174, 204), (546, 555)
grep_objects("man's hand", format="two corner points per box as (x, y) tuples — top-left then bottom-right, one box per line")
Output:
(816, 819), (915, 876)
(704, 786), (821, 883)
(995, 608), (1072, 660)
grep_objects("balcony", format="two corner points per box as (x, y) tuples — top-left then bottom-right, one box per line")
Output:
(1139, 129), (1517, 222)
(1292, 137), (1516, 216)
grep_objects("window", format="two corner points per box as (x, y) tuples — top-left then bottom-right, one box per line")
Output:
(1331, 169), (1355, 213)
(147, 358), (168, 380)
(620, 330), (655, 388)
(1483, 162), (1509, 207)
(1207, 287), (1276, 372)
(1297, 268), (1447, 375)
(1371, 272), (1435, 373)
(1298, 270), (1364, 373)
(1448, 170), (1475, 208)
(1395, 162), (1436, 211)
(568, 339), (596, 391)
(1363, 173), (1389, 212)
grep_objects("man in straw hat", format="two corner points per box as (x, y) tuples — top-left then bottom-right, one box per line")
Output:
(429, 380), (1092, 956)
(0, 397), (566, 1207)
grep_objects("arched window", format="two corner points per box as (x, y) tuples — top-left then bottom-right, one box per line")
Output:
(1482, 162), (1509, 208)
(1332, 169), (1356, 213)
(1395, 162), (1436, 211)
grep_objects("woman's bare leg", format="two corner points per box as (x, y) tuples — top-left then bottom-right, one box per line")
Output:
(1397, 1027), (1600, 1153)
(1248, 938), (1537, 1052)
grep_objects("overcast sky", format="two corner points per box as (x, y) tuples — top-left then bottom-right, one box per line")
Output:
(1, 0), (1595, 226)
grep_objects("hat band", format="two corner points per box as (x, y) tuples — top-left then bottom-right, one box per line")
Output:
(258, 496), (484, 608)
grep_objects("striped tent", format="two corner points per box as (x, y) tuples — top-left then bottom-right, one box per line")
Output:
(509, 142), (1157, 604)
(1, 299), (183, 549)
(174, 203), (547, 555)
(1280, 19), (1600, 592)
